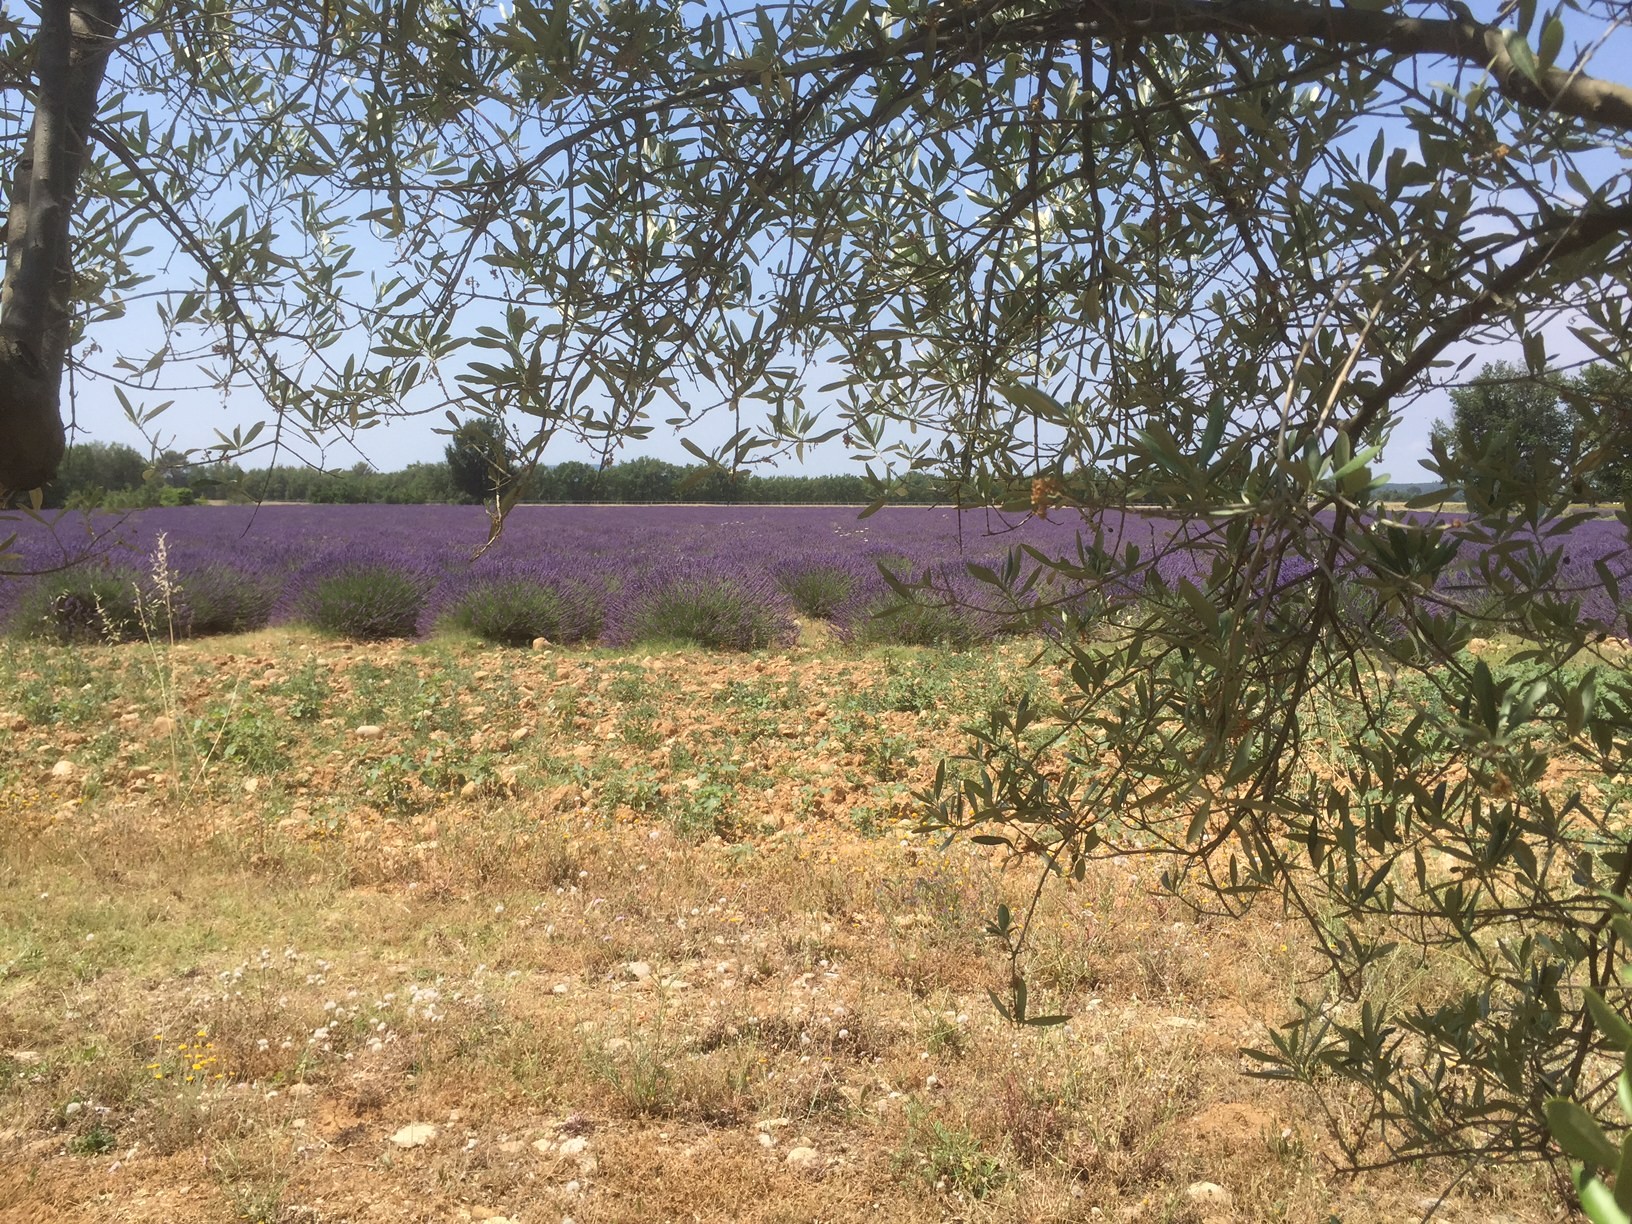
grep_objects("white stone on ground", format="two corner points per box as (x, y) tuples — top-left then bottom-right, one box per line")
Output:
(389, 1122), (437, 1148)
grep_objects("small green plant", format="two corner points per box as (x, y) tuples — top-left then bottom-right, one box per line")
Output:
(607, 668), (651, 702)
(895, 1103), (1006, 1199)
(359, 753), (414, 814)
(867, 733), (917, 780)
(669, 770), (738, 841)
(68, 1123), (118, 1155)
(276, 661), (331, 722)
(585, 1027), (677, 1117)
(849, 804), (881, 837)
(208, 708), (289, 773)
(584, 760), (663, 815)
(924, 1013), (967, 1059)
(880, 670), (949, 714)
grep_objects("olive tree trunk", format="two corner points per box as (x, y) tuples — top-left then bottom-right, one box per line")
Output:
(0, 0), (121, 494)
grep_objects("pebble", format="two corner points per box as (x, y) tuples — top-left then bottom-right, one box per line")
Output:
(623, 961), (652, 982)
(389, 1122), (437, 1148)
(355, 725), (384, 740)
(784, 1145), (822, 1172)
(150, 715), (174, 737)
(49, 759), (76, 779)
(1185, 1181), (1232, 1207)
(287, 1083), (314, 1098)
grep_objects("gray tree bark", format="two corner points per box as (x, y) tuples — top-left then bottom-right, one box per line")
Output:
(0, 0), (121, 495)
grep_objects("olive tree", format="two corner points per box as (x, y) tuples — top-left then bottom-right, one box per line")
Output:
(8, 0), (1632, 1197)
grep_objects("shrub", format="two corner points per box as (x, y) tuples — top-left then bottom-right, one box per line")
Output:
(771, 557), (863, 619)
(838, 564), (1010, 649)
(8, 566), (143, 643)
(435, 564), (605, 645)
(292, 555), (432, 640)
(843, 592), (990, 649)
(605, 565), (795, 651)
(168, 557), (283, 636)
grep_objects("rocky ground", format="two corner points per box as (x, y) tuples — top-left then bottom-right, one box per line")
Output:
(0, 630), (1561, 1222)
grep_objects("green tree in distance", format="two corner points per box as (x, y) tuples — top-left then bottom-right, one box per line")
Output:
(6, 0), (1632, 1200)
(1564, 363), (1632, 515)
(443, 416), (514, 504)
(1432, 360), (1575, 507)
(42, 439), (146, 508)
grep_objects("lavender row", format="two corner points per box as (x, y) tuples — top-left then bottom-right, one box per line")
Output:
(0, 505), (1083, 649)
(1, 504), (1629, 648)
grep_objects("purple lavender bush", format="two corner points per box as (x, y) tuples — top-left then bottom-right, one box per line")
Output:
(166, 551), (285, 636)
(290, 552), (435, 640)
(770, 554), (868, 619)
(432, 561), (606, 645)
(7, 564), (144, 643)
(604, 563), (796, 651)
(837, 564), (1012, 649)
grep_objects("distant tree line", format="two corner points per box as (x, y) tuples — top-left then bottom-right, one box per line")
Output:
(29, 438), (947, 509)
(36, 366), (1631, 513)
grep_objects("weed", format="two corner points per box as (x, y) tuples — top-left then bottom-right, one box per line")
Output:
(881, 670), (949, 713)
(866, 733), (917, 781)
(275, 661), (330, 722)
(210, 708), (290, 773)
(895, 1103), (1006, 1199)
(585, 1028), (677, 1117)
(68, 1123), (118, 1155)
(608, 668), (651, 702)
(992, 1072), (1068, 1169)
(360, 752), (425, 815)
(924, 1012), (967, 1059)
(620, 703), (664, 748)
(668, 765), (740, 841)
(586, 760), (663, 815)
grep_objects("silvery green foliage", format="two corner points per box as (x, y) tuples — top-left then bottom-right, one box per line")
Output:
(1547, 975), (1632, 1223)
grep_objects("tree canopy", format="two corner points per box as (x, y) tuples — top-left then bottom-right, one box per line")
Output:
(8, 0), (1632, 1200)
(1433, 360), (1576, 497)
(2, 0), (1632, 497)
(443, 416), (515, 504)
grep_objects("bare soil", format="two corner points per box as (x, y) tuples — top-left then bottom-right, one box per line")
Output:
(0, 631), (1559, 1222)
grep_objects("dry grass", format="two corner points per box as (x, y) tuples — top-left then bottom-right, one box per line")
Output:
(0, 631), (1559, 1222)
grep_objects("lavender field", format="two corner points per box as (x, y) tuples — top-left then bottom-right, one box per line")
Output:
(3, 502), (1631, 648)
